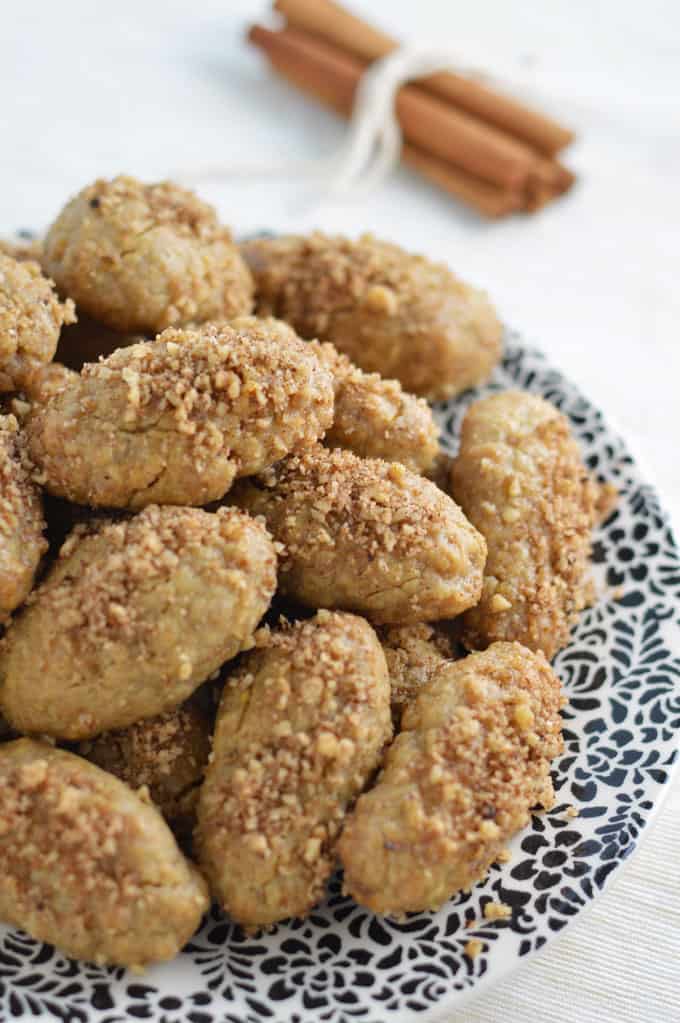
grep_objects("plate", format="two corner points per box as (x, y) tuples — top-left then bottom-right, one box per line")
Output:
(1, 334), (678, 1023)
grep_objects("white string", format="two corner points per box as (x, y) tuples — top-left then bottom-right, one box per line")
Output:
(174, 45), (556, 203)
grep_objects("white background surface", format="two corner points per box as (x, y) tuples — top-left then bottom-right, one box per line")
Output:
(2, 2), (679, 1021)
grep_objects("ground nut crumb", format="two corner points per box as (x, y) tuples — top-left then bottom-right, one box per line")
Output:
(513, 702), (535, 731)
(483, 900), (512, 921)
(464, 938), (484, 960)
(594, 480), (619, 523)
(479, 819), (501, 839)
(362, 284), (398, 315)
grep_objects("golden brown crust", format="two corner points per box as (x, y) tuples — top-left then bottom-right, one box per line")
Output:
(195, 611), (392, 927)
(0, 740), (209, 968)
(338, 642), (564, 914)
(310, 340), (439, 473)
(450, 391), (599, 659)
(0, 414), (47, 621)
(27, 318), (334, 508)
(43, 176), (253, 332)
(231, 444), (486, 625)
(0, 505), (276, 739)
(0, 251), (75, 391)
(242, 233), (502, 400)
(80, 701), (211, 835)
(379, 623), (458, 723)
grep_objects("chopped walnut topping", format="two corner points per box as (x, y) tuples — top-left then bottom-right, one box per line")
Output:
(452, 391), (600, 660)
(196, 612), (392, 929)
(0, 740), (208, 967)
(0, 413), (47, 621)
(42, 175), (252, 333)
(241, 232), (502, 400)
(0, 251), (75, 391)
(339, 642), (564, 915)
(232, 444), (486, 626)
(27, 318), (334, 509)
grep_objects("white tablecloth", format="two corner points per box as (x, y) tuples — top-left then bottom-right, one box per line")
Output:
(2, 2), (679, 1020)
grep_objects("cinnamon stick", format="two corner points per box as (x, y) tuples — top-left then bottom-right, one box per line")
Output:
(402, 145), (524, 218)
(249, 23), (537, 192)
(274, 0), (573, 156)
(249, 25), (524, 218)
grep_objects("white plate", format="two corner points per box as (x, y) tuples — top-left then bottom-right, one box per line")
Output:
(1, 334), (678, 1023)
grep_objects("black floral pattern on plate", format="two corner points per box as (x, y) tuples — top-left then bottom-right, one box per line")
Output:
(0, 335), (678, 1023)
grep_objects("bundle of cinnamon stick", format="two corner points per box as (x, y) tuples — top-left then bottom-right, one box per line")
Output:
(248, 0), (576, 218)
